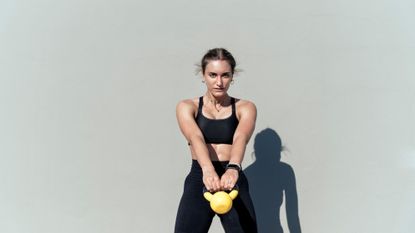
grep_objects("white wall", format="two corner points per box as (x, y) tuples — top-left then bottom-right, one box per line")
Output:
(1, 0), (414, 232)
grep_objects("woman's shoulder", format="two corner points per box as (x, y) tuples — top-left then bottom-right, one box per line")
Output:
(233, 97), (256, 110)
(176, 97), (200, 112)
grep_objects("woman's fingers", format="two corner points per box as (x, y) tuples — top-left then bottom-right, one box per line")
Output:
(207, 177), (220, 192)
(223, 178), (235, 190)
(205, 170), (239, 192)
(212, 177), (220, 191)
(220, 177), (230, 190)
(203, 172), (220, 192)
(221, 170), (239, 190)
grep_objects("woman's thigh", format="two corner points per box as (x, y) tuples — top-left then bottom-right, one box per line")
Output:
(219, 172), (258, 233)
(174, 173), (215, 233)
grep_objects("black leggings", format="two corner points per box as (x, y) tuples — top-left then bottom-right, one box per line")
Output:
(174, 160), (257, 233)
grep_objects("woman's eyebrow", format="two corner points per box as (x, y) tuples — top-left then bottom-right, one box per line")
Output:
(208, 72), (231, 75)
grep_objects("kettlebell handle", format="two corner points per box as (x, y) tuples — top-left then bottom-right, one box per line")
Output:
(202, 184), (239, 194)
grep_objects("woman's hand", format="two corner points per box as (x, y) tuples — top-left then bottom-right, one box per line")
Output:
(220, 169), (239, 191)
(203, 170), (221, 192)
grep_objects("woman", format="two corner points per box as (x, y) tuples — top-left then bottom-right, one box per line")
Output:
(174, 48), (258, 233)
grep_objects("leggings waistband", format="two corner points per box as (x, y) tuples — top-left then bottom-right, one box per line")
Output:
(190, 159), (230, 175)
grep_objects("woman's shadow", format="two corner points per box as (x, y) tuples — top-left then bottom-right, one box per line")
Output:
(244, 128), (302, 233)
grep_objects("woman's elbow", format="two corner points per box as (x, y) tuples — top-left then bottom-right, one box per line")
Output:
(188, 134), (205, 146)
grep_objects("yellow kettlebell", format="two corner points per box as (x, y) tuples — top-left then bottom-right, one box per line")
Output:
(203, 187), (239, 214)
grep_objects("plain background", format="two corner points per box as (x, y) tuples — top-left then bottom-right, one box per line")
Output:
(1, 0), (414, 232)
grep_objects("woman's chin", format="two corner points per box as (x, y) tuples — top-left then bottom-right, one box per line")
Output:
(211, 90), (228, 97)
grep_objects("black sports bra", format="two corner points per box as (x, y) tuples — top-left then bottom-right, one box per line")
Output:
(195, 96), (239, 145)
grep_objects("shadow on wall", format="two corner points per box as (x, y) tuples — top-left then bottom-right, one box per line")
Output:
(244, 128), (302, 233)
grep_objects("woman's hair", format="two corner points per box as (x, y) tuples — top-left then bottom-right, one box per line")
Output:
(198, 48), (237, 75)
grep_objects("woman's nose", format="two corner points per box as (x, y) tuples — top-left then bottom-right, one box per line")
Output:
(216, 77), (223, 86)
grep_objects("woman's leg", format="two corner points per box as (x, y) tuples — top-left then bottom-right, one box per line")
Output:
(174, 164), (215, 233)
(219, 172), (258, 233)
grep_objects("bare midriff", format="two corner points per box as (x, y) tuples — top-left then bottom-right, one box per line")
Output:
(190, 143), (232, 161)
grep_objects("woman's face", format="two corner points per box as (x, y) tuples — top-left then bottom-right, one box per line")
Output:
(203, 60), (233, 98)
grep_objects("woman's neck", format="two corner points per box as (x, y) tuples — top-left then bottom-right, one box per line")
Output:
(205, 92), (229, 105)
(204, 92), (230, 112)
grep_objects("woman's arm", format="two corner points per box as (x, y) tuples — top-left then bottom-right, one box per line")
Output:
(176, 99), (221, 192)
(221, 100), (257, 190)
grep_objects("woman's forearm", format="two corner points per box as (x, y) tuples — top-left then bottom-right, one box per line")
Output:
(229, 135), (249, 165)
(189, 135), (215, 172)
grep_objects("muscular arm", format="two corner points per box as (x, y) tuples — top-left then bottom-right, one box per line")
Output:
(176, 99), (221, 191)
(221, 100), (257, 190)
(229, 100), (257, 165)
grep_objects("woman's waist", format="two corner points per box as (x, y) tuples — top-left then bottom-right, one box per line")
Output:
(189, 144), (232, 159)
(191, 154), (232, 163)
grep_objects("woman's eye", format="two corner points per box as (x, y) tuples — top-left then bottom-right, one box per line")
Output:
(209, 73), (216, 78)
(224, 75), (233, 79)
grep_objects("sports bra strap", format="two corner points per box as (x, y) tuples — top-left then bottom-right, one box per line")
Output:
(198, 96), (204, 113)
(231, 97), (236, 114)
